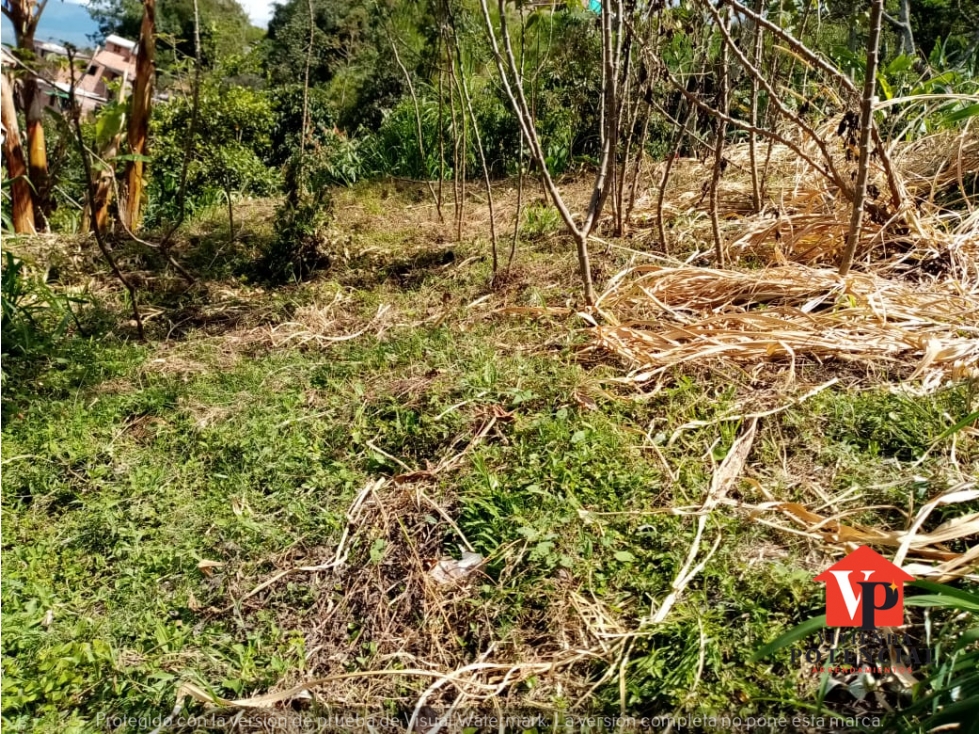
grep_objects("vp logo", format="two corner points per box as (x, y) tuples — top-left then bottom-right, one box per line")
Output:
(815, 546), (914, 629)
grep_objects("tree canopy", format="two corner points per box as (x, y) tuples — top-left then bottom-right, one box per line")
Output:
(88, 0), (260, 68)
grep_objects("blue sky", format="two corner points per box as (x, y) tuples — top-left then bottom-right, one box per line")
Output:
(2, 1), (100, 47)
(1, 0), (273, 47)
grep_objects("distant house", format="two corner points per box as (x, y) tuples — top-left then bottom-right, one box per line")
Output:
(27, 40), (84, 112)
(2, 33), (146, 116)
(76, 34), (138, 107)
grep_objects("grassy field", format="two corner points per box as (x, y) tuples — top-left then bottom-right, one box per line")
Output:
(2, 182), (977, 732)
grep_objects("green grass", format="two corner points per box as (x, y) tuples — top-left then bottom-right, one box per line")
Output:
(2, 189), (977, 732)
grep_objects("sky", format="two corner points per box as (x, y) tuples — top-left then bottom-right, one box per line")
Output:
(2, 1), (100, 47)
(239, 0), (275, 27)
(1, 0), (274, 46)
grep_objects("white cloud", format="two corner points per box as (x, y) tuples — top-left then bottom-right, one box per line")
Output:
(64, 0), (274, 28)
(238, 0), (275, 27)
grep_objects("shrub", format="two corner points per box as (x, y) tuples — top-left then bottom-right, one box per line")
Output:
(146, 83), (280, 226)
(266, 84), (339, 167)
(1, 252), (77, 371)
(521, 201), (562, 239)
(257, 143), (342, 283)
(364, 96), (445, 179)
(258, 199), (333, 283)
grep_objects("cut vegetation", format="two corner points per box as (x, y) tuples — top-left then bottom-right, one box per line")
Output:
(3, 168), (977, 730)
(2, 0), (978, 728)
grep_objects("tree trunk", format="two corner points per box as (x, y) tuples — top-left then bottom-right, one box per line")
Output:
(450, 28), (498, 272)
(91, 84), (127, 233)
(17, 36), (48, 228)
(122, 0), (156, 231)
(898, 0), (914, 56)
(15, 31), (47, 226)
(24, 80), (48, 226)
(839, 0), (884, 276)
(2, 72), (36, 233)
(387, 26), (441, 220)
(478, 0), (606, 305)
(748, 0), (764, 212)
(4, 0), (50, 223)
(891, 0), (915, 57)
(709, 10), (730, 267)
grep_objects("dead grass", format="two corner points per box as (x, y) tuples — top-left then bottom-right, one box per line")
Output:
(578, 126), (977, 394)
(591, 263), (979, 391)
(7, 123), (976, 730)
(183, 478), (630, 722)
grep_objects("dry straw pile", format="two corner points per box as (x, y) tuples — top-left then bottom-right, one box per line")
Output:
(593, 263), (979, 389)
(597, 129), (979, 389)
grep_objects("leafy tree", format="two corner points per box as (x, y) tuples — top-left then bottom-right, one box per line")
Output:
(88, 0), (257, 69)
(261, 0), (406, 131)
(146, 82), (279, 224)
(263, 0), (372, 87)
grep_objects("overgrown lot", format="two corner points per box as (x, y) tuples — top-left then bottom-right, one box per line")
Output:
(2, 182), (977, 732)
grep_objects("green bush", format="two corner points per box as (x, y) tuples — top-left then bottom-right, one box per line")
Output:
(521, 201), (562, 239)
(258, 199), (333, 283)
(364, 89), (520, 180)
(1, 252), (77, 371)
(146, 83), (280, 226)
(364, 96), (446, 179)
(266, 84), (338, 167)
(257, 145), (339, 283)
(307, 128), (366, 187)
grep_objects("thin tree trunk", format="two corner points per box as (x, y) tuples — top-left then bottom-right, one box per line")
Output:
(1, 72), (35, 233)
(91, 78), (127, 233)
(748, 0), (764, 212)
(387, 27), (441, 221)
(457, 63), (466, 243)
(531, 11), (546, 199)
(479, 0), (601, 304)
(20, 31), (48, 227)
(885, 0), (915, 57)
(451, 30), (498, 272)
(656, 101), (696, 254)
(444, 29), (462, 239)
(296, 0), (315, 202)
(899, 0), (914, 56)
(613, 30), (636, 236)
(583, 0), (624, 235)
(510, 154), (523, 271)
(437, 33), (446, 225)
(226, 187), (235, 245)
(625, 99), (651, 225)
(446, 41), (463, 241)
(122, 0), (155, 231)
(708, 10), (730, 267)
(704, 0), (851, 197)
(839, 0), (884, 276)
(67, 49), (144, 340)
(721, 0), (900, 215)
(509, 3), (528, 272)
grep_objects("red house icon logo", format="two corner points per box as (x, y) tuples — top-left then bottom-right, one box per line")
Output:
(815, 546), (915, 629)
